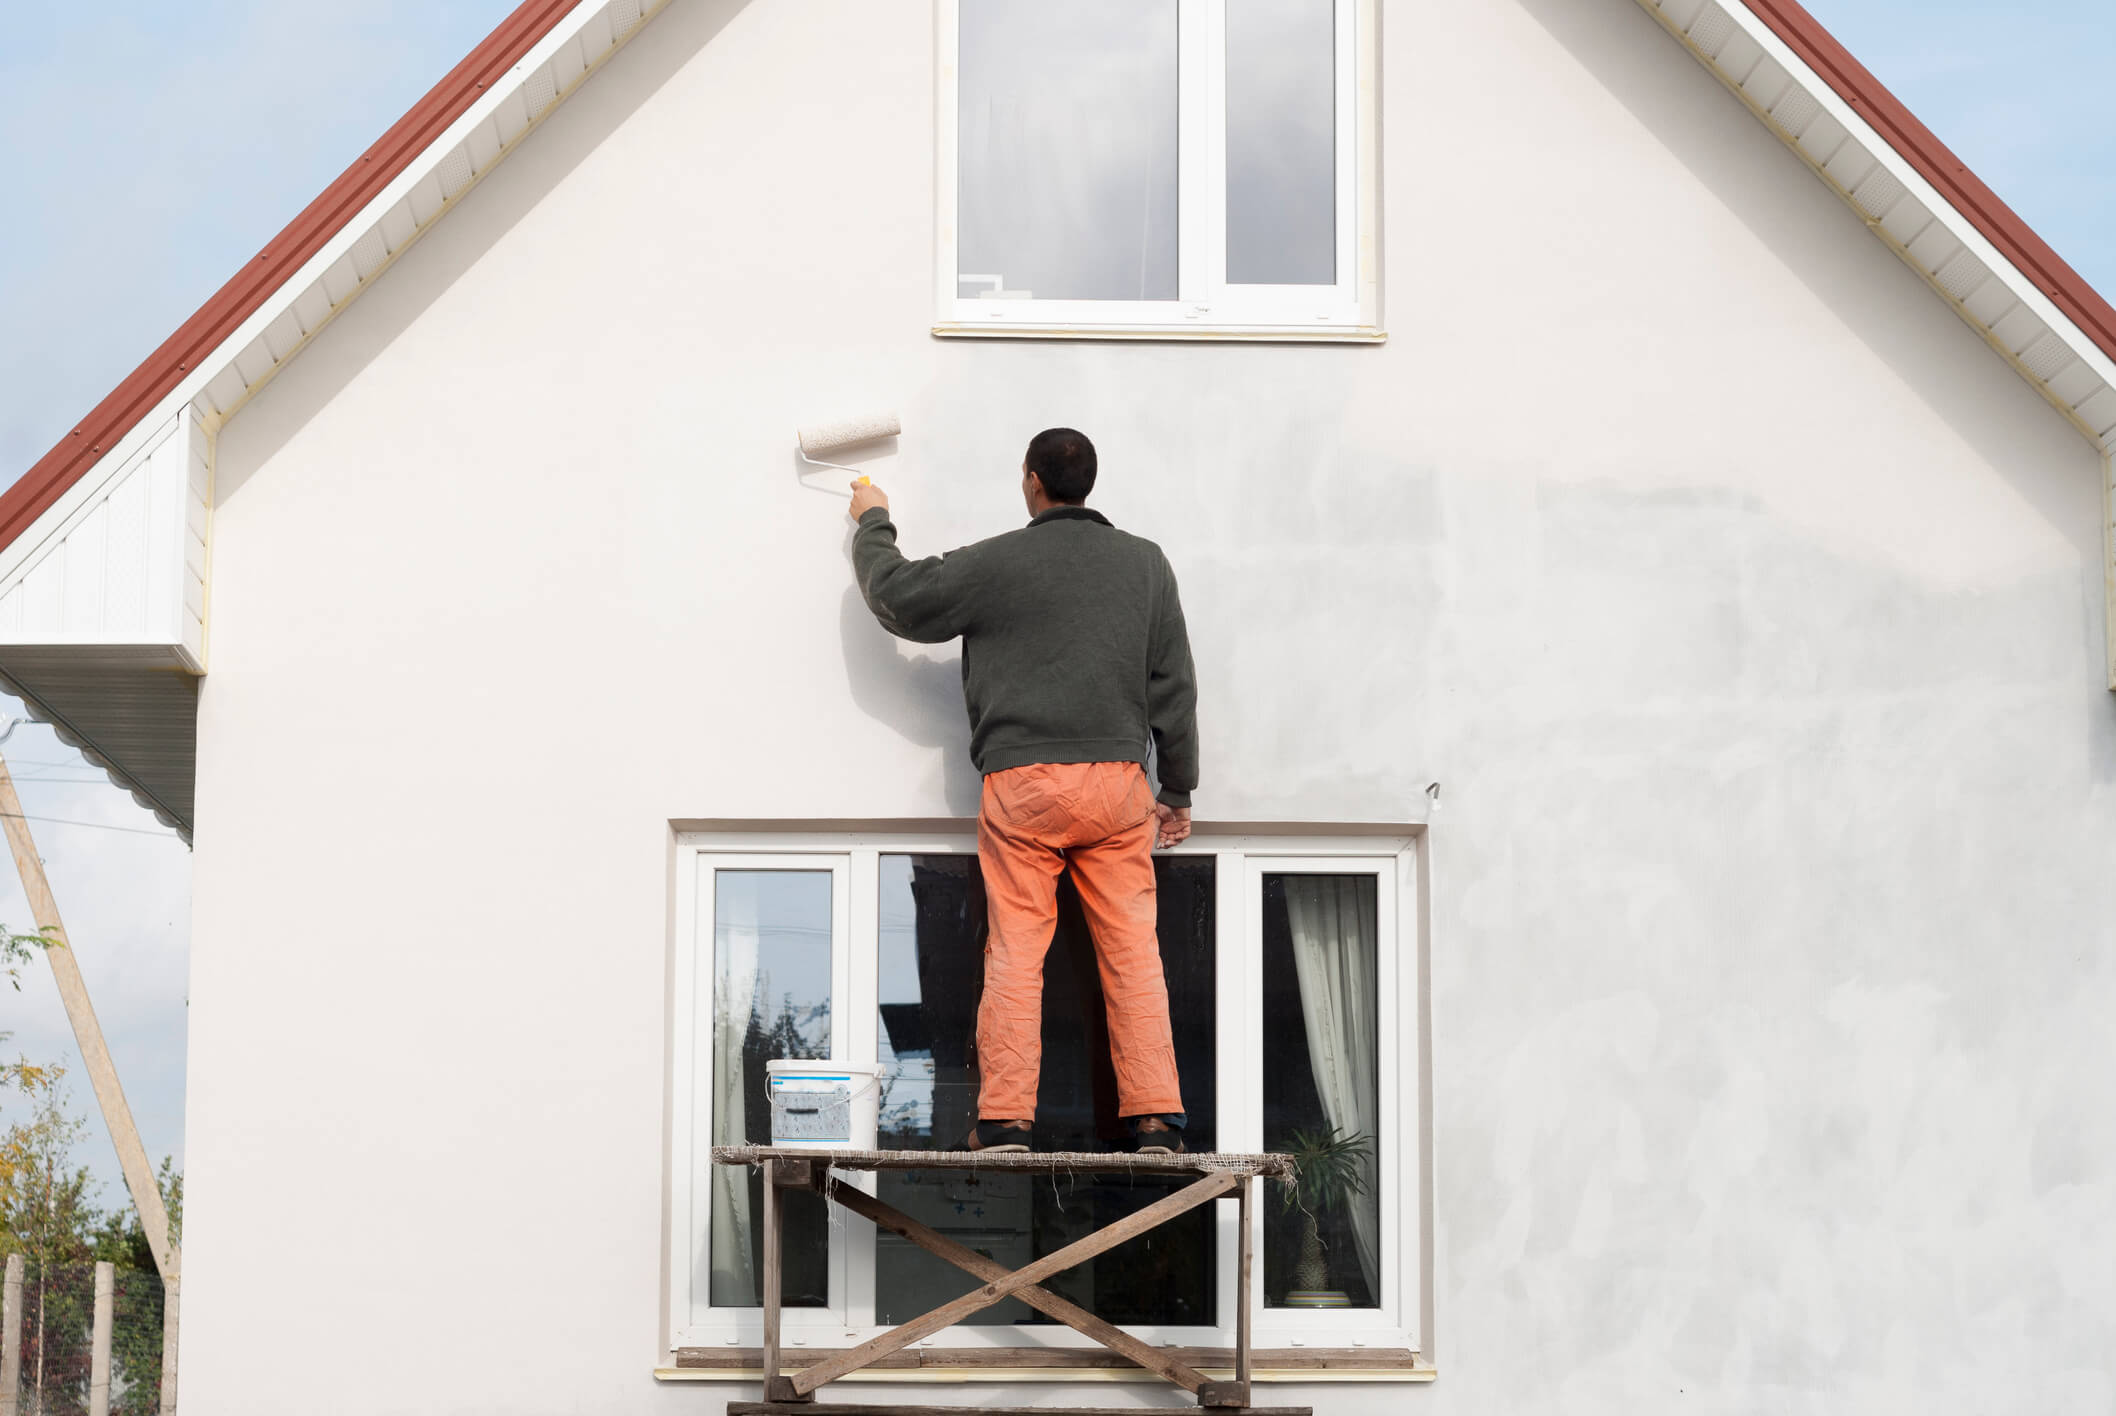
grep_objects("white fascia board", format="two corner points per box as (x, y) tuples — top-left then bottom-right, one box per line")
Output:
(2106, 450), (2115, 691)
(1645, 0), (2116, 448)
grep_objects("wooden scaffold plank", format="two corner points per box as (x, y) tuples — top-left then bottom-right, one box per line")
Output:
(714, 1144), (1294, 1180)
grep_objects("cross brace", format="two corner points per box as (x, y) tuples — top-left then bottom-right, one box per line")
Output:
(738, 1154), (1264, 1410)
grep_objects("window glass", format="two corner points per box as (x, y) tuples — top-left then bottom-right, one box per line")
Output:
(1225, 0), (1337, 285)
(703, 870), (832, 1308)
(957, 0), (1180, 301)
(874, 853), (1217, 1326)
(1261, 872), (1380, 1308)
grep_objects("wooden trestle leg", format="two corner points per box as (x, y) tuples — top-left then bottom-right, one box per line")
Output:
(1234, 1174), (1255, 1403)
(761, 1161), (810, 1404)
(1195, 1174), (1254, 1410)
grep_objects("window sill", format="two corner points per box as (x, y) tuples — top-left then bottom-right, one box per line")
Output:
(931, 322), (1387, 344)
(660, 1347), (1435, 1385)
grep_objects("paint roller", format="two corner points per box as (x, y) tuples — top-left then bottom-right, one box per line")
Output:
(797, 412), (900, 491)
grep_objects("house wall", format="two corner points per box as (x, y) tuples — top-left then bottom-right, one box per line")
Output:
(185, 0), (2116, 1412)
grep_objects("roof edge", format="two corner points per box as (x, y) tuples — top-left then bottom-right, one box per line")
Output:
(0, 0), (584, 554)
(1739, 0), (2116, 370)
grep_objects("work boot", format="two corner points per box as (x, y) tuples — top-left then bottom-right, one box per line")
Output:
(967, 1119), (1033, 1153)
(1130, 1116), (1187, 1155)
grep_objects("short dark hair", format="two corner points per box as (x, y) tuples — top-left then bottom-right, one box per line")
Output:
(1025, 428), (1097, 503)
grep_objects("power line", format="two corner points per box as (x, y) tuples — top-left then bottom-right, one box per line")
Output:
(0, 811), (180, 839)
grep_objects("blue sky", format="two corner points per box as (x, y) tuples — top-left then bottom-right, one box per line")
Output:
(0, 0), (2109, 1204)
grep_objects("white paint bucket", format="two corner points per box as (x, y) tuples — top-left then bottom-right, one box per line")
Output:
(764, 1059), (882, 1149)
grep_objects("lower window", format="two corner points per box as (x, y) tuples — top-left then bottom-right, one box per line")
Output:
(670, 829), (1420, 1353)
(872, 853), (1219, 1328)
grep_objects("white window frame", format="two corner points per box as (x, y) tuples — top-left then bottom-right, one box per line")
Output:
(670, 851), (858, 1345)
(667, 826), (1424, 1357)
(933, 0), (1384, 342)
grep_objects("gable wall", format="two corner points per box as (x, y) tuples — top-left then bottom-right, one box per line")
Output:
(184, 0), (2116, 1411)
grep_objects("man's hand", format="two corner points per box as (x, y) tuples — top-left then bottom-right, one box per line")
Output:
(849, 479), (889, 522)
(1154, 802), (1192, 849)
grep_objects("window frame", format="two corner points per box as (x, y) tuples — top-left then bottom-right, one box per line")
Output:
(670, 852), (857, 1342)
(667, 826), (1423, 1357)
(932, 0), (1385, 342)
(1241, 855), (1408, 1333)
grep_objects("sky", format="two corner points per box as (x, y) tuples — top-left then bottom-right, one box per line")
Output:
(0, 0), (2110, 1209)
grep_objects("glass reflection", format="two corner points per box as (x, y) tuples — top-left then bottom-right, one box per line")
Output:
(874, 853), (1217, 1326)
(958, 0), (1180, 301)
(704, 870), (832, 1308)
(1227, 0), (1336, 285)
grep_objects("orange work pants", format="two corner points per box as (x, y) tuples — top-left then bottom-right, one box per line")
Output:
(976, 760), (1184, 1122)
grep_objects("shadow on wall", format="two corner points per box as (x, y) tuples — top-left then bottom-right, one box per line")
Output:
(837, 583), (981, 816)
(1510, 0), (2116, 776)
(213, 0), (757, 500)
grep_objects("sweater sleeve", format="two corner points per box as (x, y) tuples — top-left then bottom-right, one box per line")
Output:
(1146, 553), (1200, 808)
(850, 507), (977, 644)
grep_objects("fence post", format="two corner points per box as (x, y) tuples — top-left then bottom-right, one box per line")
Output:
(158, 1275), (179, 1415)
(1, 1252), (21, 1416)
(90, 1261), (113, 1416)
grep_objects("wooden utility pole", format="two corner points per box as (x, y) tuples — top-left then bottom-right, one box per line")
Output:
(0, 1252), (20, 1416)
(160, 1275), (180, 1416)
(90, 1260), (113, 1416)
(0, 749), (182, 1414)
(0, 751), (176, 1280)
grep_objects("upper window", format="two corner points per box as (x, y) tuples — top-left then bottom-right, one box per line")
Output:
(667, 828), (1423, 1360)
(936, 0), (1380, 339)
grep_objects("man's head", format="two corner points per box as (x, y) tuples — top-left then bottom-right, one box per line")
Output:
(1022, 427), (1096, 513)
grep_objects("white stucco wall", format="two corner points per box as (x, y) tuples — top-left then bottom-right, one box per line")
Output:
(184, 0), (2116, 1412)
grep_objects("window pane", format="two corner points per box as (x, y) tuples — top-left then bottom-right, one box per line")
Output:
(1226, 0), (1337, 286)
(1262, 873), (1380, 1308)
(874, 854), (1216, 1326)
(704, 870), (832, 1308)
(958, 0), (1179, 301)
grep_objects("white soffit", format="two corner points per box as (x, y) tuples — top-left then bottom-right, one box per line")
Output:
(1641, 0), (2116, 454)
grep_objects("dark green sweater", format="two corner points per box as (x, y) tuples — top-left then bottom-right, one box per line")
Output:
(852, 505), (1199, 807)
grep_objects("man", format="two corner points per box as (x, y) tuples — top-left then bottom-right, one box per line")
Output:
(847, 428), (1197, 1154)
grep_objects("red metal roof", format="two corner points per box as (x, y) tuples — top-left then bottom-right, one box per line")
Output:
(0, 0), (583, 553)
(1742, 0), (2116, 367)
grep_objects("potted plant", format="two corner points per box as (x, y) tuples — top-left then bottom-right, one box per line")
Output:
(1277, 1126), (1372, 1308)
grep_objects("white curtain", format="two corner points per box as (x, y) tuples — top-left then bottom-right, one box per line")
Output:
(1282, 874), (1380, 1297)
(707, 891), (760, 1306)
